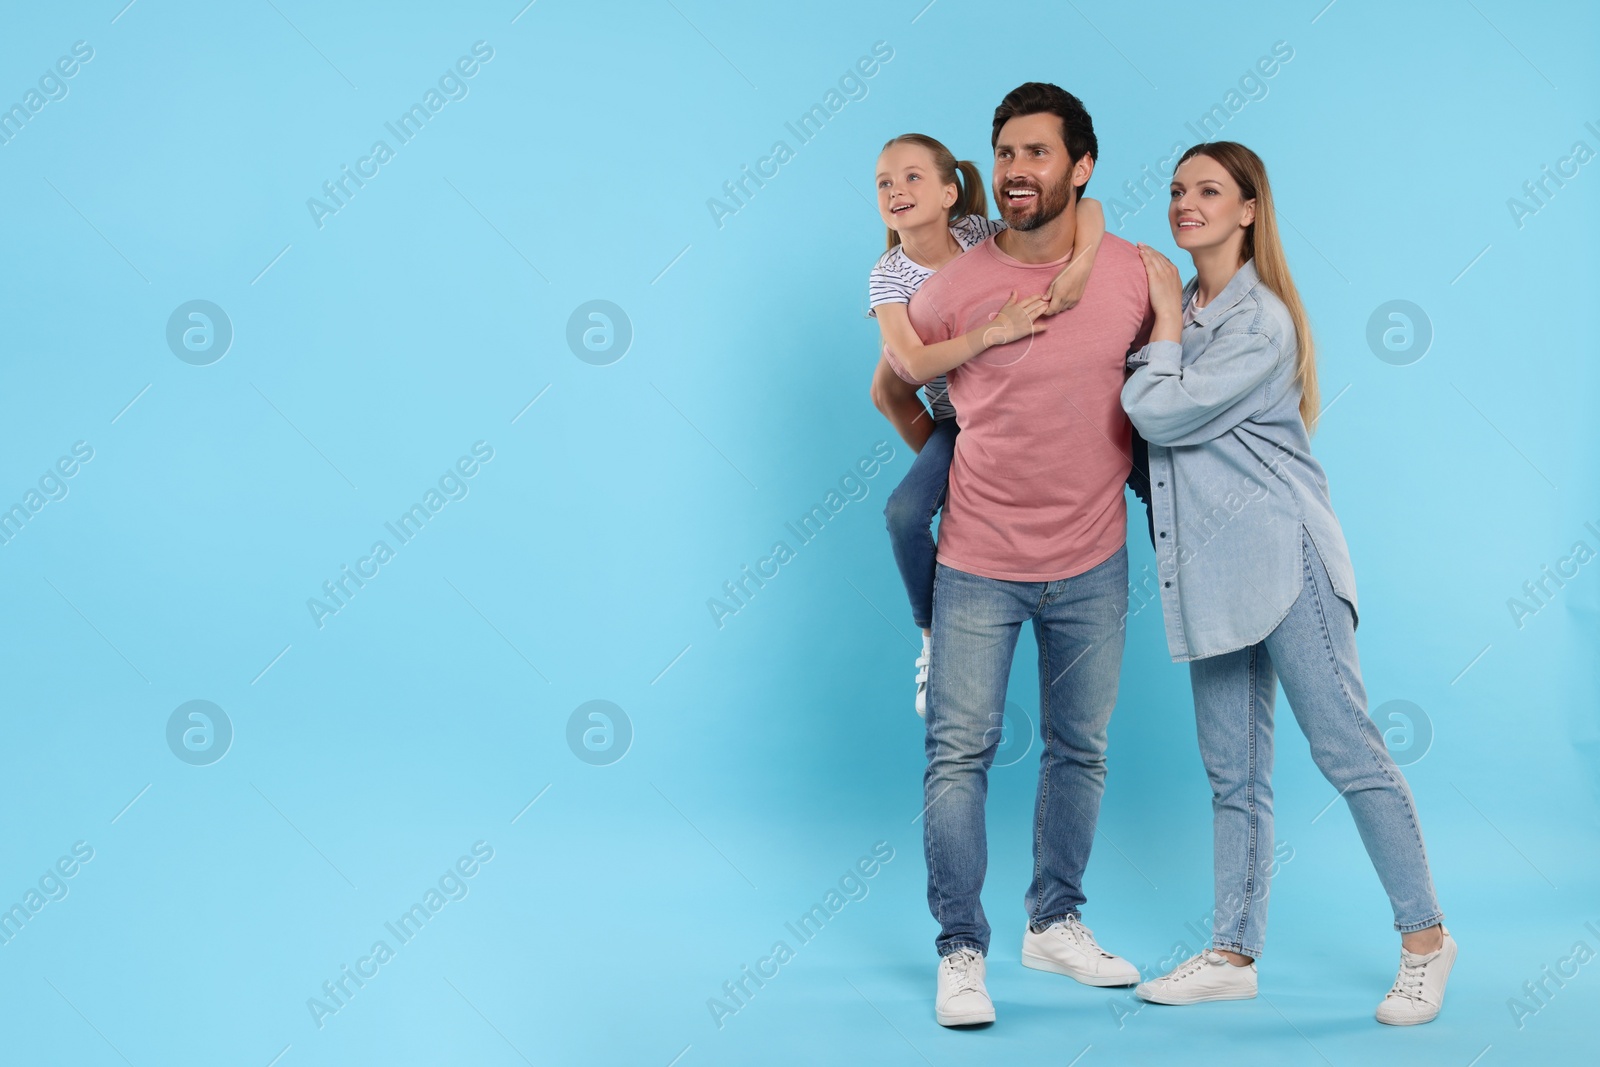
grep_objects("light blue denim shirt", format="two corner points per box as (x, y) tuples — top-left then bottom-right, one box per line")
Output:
(1122, 258), (1358, 662)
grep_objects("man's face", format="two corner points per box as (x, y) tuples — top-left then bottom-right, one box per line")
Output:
(992, 112), (1083, 232)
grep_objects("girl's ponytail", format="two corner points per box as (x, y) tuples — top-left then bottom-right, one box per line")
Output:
(952, 159), (988, 222)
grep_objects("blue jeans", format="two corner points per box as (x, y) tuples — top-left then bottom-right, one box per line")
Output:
(886, 421), (1155, 628)
(884, 418), (959, 631)
(923, 546), (1128, 958)
(1189, 527), (1443, 958)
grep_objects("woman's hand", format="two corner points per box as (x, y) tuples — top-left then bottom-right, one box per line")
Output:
(981, 290), (1049, 348)
(1136, 243), (1184, 344)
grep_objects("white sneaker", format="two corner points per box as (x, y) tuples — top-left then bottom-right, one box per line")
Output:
(1021, 915), (1140, 986)
(914, 647), (930, 718)
(1376, 928), (1457, 1025)
(1136, 950), (1258, 1004)
(935, 948), (994, 1026)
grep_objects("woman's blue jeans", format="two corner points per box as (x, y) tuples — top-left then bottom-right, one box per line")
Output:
(1189, 528), (1444, 958)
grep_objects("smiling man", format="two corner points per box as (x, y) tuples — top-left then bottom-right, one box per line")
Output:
(878, 83), (1154, 1027)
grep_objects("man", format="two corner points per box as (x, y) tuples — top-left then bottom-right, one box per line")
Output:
(878, 83), (1154, 1027)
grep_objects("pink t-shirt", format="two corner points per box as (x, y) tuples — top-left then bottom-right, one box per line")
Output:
(885, 233), (1153, 582)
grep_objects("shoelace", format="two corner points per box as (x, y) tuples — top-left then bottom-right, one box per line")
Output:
(1387, 953), (1429, 1001)
(1058, 917), (1114, 959)
(944, 951), (983, 995)
(1167, 952), (1218, 982)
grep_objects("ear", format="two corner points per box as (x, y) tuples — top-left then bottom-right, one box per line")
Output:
(1073, 153), (1095, 189)
(1241, 198), (1256, 228)
(943, 182), (958, 209)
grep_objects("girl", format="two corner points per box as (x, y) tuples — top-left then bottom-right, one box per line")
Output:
(1122, 142), (1454, 1024)
(867, 132), (1104, 715)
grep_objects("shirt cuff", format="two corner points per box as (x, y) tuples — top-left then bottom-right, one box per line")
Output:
(1127, 338), (1181, 370)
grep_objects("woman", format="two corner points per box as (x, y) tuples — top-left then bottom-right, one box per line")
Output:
(1121, 142), (1455, 1025)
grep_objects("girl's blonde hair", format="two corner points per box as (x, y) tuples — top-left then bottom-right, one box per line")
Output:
(879, 133), (987, 251)
(1176, 142), (1320, 433)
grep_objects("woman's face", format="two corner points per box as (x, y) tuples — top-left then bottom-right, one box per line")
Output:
(876, 143), (956, 232)
(1168, 154), (1255, 254)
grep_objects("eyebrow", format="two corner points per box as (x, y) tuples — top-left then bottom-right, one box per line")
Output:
(997, 140), (1054, 153)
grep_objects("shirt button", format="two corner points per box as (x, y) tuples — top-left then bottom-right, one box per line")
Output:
(1157, 481), (1165, 488)
(1164, 581), (1172, 588)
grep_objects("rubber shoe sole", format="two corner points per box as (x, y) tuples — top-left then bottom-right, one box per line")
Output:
(1135, 980), (1257, 1005)
(935, 1002), (996, 1027)
(1021, 950), (1139, 987)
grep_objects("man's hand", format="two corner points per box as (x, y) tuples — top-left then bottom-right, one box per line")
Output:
(981, 290), (1049, 348)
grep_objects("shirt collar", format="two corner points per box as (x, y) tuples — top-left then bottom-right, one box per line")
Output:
(1186, 258), (1259, 328)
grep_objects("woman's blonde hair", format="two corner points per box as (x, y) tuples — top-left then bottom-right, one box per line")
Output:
(1176, 142), (1320, 433)
(879, 133), (988, 251)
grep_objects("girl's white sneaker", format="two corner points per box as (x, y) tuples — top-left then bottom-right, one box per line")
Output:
(914, 648), (930, 718)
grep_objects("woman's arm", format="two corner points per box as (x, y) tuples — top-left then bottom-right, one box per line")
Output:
(1122, 327), (1283, 447)
(870, 350), (936, 452)
(1120, 244), (1282, 446)
(875, 295), (1046, 382)
(1043, 197), (1106, 314)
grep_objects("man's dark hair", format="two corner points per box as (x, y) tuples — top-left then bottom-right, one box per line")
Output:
(991, 82), (1098, 198)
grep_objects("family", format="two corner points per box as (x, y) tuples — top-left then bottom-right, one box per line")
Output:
(865, 82), (1455, 1028)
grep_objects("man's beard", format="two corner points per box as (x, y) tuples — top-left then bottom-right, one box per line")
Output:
(997, 173), (1075, 232)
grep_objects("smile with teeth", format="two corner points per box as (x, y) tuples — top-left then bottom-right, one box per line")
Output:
(1006, 187), (1038, 201)
(891, 202), (914, 214)
(1177, 218), (1204, 229)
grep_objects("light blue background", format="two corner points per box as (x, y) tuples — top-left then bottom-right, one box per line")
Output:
(1, 1), (1596, 1064)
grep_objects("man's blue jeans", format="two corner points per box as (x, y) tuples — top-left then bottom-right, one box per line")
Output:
(923, 546), (1128, 958)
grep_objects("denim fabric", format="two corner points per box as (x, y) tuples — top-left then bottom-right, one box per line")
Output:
(1122, 259), (1358, 662)
(1128, 429), (1155, 549)
(1189, 528), (1442, 957)
(922, 547), (1128, 957)
(884, 418), (959, 630)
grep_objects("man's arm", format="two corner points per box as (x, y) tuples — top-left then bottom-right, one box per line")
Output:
(870, 350), (936, 452)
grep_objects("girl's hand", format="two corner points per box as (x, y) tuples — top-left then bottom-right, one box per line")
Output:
(1045, 197), (1105, 314)
(1044, 258), (1089, 314)
(1136, 243), (1184, 324)
(981, 290), (1049, 348)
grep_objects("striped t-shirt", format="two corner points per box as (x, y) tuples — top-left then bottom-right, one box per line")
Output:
(867, 214), (1005, 422)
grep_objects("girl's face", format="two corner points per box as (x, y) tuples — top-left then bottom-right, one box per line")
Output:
(876, 143), (956, 233)
(1169, 154), (1255, 254)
